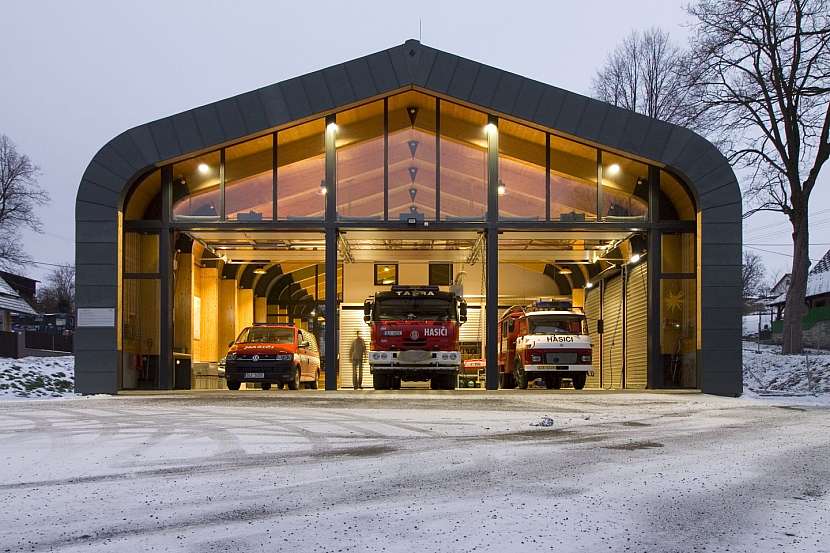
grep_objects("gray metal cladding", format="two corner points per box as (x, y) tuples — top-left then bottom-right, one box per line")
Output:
(75, 39), (743, 396)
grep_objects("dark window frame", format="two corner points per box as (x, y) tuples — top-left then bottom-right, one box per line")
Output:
(428, 263), (454, 286)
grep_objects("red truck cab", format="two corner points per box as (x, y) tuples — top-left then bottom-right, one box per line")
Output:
(364, 285), (467, 390)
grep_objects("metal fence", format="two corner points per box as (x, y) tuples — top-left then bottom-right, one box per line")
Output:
(0, 331), (18, 358)
(24, 331), (73, 353)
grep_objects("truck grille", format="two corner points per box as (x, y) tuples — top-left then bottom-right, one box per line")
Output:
(545, 352), (577, 364)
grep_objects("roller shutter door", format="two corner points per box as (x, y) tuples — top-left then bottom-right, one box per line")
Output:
(339, 306), (373, 389)
(601, 276), (624, 389)
(625, 263), (648, 389)
(459, 304), (483, 345)
(584, 287), (602, 389)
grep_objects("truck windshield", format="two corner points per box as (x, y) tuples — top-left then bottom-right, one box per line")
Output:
(528, 315), (586, 335)
(236, 327), (294, 344)
(374, 298), (457, 321)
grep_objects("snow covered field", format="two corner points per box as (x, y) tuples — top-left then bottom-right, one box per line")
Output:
(0, 356), (75, 399)
(743, 341), (830, 402)
(0, 391), (828, 552)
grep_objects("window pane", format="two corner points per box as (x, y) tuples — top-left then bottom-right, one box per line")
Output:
(660, 170), (695, 220)
(337, 100), (384, 219)
(550, 136), (597, 221)
(277, 119), (325, 220)
(499, 120), (546, 220)
(124, 232), (159, 273)
(389, 91), (436, 221)
(662, 233), (695, 274)
(660, 279), (697, 388)
(172, 151), (221, 219)
(125, 169), (161, 220)
(122, 279), (160, 389)
(440, 101), (487, 220)
(225, 135), (273, 221)
(429, 263), (453, 286)
(601, 152), (648, 220)
(374, 264), (398, 285)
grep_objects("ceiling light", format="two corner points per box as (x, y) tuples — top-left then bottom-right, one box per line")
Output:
(585, 281), (594, 289)
(558, 268), (572, 275)
(310, 309), (316, 316)
(197, 163), (210, 174)
(629, 253), (641, 264)
(606, 163), (620, 176)
(253, 268), (267, 275)
(497, 180), (506, 196)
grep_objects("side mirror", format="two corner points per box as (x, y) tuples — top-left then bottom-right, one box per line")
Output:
(227, 340), (235, 348)
(363, 299), (373, 324)
(507, 319), (515, 333)
(299, 340), (310, 349)
(459, 301), (468, 323)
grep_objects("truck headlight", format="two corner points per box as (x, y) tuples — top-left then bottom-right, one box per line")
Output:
(531, 354), (542, 363)
(580, 354), (592, 363)
(226, 353), (236, 361)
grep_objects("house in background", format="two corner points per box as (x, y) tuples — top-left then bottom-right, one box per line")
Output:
(768, 249), (830, 349)
(0, 273), (38, 332)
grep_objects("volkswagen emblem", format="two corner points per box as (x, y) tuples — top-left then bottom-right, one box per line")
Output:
(252, 354), (260, 362)
(410, 330), (420, 340)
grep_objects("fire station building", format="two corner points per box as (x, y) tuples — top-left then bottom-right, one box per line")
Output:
(74, 40), (742, 395)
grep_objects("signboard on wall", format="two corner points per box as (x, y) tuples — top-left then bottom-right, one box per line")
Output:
(77, 308), (115, 327)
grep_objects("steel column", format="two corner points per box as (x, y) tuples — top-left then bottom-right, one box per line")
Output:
(647, 166), (661, 388)
(324, 115), (339, 390)
(485, 115), (499, 390)
(159, 165), (174, 389)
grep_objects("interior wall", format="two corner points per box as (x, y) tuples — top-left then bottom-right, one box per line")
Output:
(218, 277), (237, 354)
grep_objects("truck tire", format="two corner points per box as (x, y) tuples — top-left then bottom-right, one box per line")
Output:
(429, 377), (443, 390)
(261, 383), (272, 391)
(391, 376), (401, 390)
(499, 372), (516, 389)
(227, 381), (241, 390)
(287, 367), (301, 390)
(571, 373), (587, 390)
(374, 373), (390, 390)
(544, 376), (560, 390)
(307, 370), (319, 390)
(515, 358), (529, 389)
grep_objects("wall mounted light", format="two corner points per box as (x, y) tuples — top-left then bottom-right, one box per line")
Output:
(629, 252), (641, 264)
(497, 180), (506, 196)
(606, 163), (620, 176)
(484, 122), (497, 135)
(197, 163), (210, 174)
(326, 122), (338, 133)
(585, 281), (594, 289)
(319, 180), (328, 195)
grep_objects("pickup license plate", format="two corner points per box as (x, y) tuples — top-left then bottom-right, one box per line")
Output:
(244, 372), (265, 379)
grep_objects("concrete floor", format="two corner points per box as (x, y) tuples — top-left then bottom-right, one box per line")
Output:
(0, 391), (828, 552)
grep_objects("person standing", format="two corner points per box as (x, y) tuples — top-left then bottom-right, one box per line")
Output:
(349, 330), (366, 390)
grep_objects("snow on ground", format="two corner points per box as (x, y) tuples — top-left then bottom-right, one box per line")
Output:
(0, 356), (76, 400)
(742, 312), (772, 336)
(0, 392), (827, 552)
(743, 341), (830, 405)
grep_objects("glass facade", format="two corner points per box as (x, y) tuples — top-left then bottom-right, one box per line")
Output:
(121, 89), (702, 392)
(388, 92), (437, 221)
(440, 102), (488, 220)
(499, 119), (546, 220)
(336, 101), (384, 219)
(550, 136), (597, 221)
(225, 135), (273, 221)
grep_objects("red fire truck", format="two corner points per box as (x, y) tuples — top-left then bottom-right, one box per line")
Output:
(498, 302), (592, 390)
(364, 285), (467, 390)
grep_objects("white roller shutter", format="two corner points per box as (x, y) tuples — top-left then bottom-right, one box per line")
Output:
(601, 276), (624, 389)
(459, 304), (483, 344)
(339, 305), (373, 389)
(584, 287), (602, 389)
(625, 262), (648, 389)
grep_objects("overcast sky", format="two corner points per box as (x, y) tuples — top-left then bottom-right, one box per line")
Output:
(1, 0), (827, 284)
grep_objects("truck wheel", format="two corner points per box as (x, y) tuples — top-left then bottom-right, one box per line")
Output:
(308, 370), (319, 390)
(544, 376), (560, 390)
(374, 374), (390, 390)
(287, 367), (301, 390)
(499, 372), (516, 389)
(261, 383), (271, 391)
(429, 377), (442, 390)
(515, 359), (529, 389)
(227, 381), (241, 391)
(391, 376), (401, 390)
(572, 373), (587, 390)
(443, 373), (457, 390)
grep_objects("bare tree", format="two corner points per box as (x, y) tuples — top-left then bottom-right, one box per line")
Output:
(688, 0), (830, 353)
(36, 264), (75, 314)
(592, 27), (704, 128)
(742, 251), (767, 298)
(0, 134), (49, 268)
